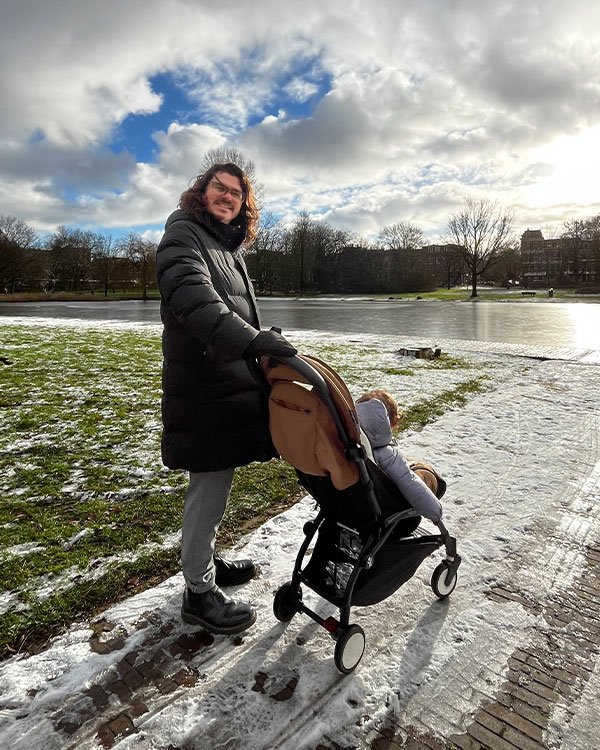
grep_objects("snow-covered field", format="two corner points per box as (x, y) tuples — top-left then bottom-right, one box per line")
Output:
(1, 319), (600, 749)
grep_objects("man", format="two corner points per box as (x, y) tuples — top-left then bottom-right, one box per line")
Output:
(156, 162), (296, 634)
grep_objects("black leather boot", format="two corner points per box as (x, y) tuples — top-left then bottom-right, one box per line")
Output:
(214, 550), (256, 586)
(181, 586), (256, 634)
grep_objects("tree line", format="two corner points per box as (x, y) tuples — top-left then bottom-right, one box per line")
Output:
(0, 209), (462, 297)
(2, 201), (600, 298)
(0, 217), (156, 297)
(247, 210), (464, 295)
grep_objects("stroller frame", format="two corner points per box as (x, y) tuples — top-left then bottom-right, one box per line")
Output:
(266, 354), (462, 673)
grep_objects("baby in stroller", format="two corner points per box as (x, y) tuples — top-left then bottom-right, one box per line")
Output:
(355, 389), (443, 525)
(265, 353), (460, 673)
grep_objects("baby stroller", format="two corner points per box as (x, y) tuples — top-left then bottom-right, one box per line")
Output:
(263, 353), (461, 673)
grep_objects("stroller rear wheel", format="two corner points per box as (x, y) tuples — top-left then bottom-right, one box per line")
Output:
(334, 624), (366, 674)
(273, 581), (302, 622)
(431, 563), (458, 598)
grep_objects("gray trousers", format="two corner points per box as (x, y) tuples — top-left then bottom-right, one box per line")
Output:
(181, 468), (234, 593)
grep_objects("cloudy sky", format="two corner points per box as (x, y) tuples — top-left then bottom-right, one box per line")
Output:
(1, 0), (599, 243)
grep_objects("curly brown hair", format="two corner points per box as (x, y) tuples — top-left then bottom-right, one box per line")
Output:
(356, 389), (401, 428)
(178, 162), (259, 244)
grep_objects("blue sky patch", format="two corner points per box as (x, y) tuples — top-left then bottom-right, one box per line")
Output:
(108, 72), (196, 163)
(109, 61), (332, 159)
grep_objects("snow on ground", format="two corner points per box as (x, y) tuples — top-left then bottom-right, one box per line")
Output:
(554, 654), (600, 749)
(1, 320), (600, 748)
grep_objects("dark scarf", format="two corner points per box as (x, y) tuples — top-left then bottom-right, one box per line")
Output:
(197, 209), (246, 252)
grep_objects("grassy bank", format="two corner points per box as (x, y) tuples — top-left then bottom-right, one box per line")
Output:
(0, 322), (488, 658)
(2, 288), (599, 305)
(381, 288), (600, 302)
(0, 291), (161, 302)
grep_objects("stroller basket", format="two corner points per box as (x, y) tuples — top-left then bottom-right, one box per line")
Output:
(263, 353), (461, 674)
(304, 518), (442, 607)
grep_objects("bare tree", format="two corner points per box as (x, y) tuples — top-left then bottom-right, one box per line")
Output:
(312, 222), (352, 293)
(494, 241), (522, 286)
(335, 245), (387, 293)
(584, 215), (600, 285)
(117, 233), (156, 299)
(584, 215), (600, 241)
(562, 219), (586, 285)
(436, 244), (465, 289)
(377, 221), (424, 250)
(248, 214), (356, 294)
(252, 211), (284, 294)
(199, 147), (264, 207)
(0, 214), (37, 248)
(376, 222), (425, 291)
(447, 198), (513, 298)
(201, 147), (256, 182)
(0, 215), (38, 293)
(91, 233), (118, 297)
(289, 212), (316, 296)
(46, 226), (94, 291)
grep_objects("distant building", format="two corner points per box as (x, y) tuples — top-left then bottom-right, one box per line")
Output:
(417, 244), (467, 287)
(521, 229), (598, 287)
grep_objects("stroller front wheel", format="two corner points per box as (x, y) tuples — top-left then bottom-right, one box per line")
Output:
(334, 624), (366, 674)
(273, 581), (302, 622)
(431, 563), (458, 598)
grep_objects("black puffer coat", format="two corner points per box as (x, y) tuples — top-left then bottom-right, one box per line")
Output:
(156, 209), (276, 472)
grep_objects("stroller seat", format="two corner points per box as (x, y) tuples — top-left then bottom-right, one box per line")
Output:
(262, 353), (461, 674)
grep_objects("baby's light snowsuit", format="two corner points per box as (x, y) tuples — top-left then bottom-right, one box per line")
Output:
(356, 398), (443, 523)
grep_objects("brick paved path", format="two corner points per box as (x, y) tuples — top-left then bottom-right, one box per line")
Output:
(362, 539), (600, 750)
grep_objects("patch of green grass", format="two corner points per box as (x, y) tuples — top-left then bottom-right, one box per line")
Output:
(397, 377), (489, 432)
(1, 547), (182, 656)
(385, 288), (584, 302)
(220, 460), (302, 541)
(385, 354), (474, 375)
(430, 354), (476, 370)
(0, 458), (302, 657)
(382, 367), (414, 376)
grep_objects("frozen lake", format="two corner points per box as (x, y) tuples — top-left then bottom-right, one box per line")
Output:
(1, 297), (599, 349)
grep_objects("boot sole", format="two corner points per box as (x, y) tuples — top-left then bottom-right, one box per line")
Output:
(181, 607), (257, 635)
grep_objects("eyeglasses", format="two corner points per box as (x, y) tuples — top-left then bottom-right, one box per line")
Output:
(208, 179), (245, 202)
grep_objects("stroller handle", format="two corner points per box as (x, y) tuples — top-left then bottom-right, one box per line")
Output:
(267, 353), (329, 396)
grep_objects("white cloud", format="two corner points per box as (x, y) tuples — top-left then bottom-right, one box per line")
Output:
(1, 0), (599, 239)
(284, 78), (319, 102)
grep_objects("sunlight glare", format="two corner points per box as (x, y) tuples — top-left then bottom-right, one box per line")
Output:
(524, 126), (600, 209)
(567, 303), (600, 348)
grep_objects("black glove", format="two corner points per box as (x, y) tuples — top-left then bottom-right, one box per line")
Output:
(244, 329), (297, 359)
